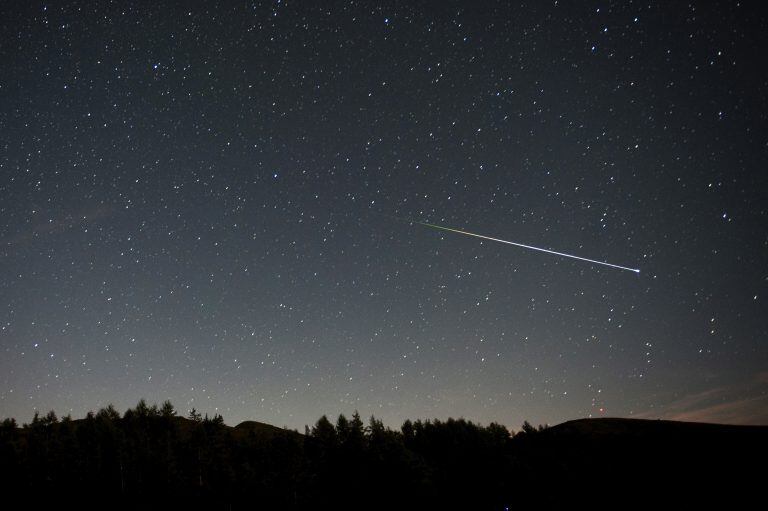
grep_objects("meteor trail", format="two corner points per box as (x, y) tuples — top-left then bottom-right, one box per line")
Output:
(417, 221), (640, 273)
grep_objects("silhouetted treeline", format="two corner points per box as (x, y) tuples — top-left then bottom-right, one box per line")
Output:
(1, 401), (765, 510)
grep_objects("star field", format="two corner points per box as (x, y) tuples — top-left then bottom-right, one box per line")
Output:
(1, 1), (767, 428)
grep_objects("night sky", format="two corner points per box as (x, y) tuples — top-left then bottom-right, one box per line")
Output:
(1, 1), (767, 429)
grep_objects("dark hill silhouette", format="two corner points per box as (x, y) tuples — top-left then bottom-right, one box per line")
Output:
(512, 417), (768, 508)
(545, 416), (768, 436)
(233, 419), (300, 438)
(1, 402), (765, 510)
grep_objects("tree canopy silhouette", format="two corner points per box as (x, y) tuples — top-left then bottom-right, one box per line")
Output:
(0, 401), (763, 510)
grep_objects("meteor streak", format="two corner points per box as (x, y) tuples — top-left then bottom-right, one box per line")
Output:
(418, 221), (640, 273)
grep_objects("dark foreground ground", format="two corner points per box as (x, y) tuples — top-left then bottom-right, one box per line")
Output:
(1, 405), (765, 510)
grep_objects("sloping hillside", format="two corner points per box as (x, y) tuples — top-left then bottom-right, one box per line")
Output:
(512, 417), (768, 507)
